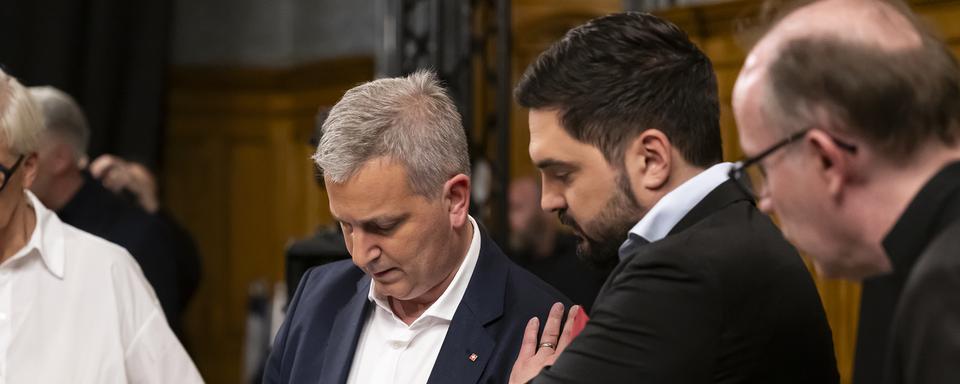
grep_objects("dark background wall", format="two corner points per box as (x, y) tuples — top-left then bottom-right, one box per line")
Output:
(172, 0), (375, 67)
(0, 0), (172, 168)
(0, 0), (376, 169)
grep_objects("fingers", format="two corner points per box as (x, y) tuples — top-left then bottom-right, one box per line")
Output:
(126, 163), (158, 193)
(556, 305), (580, 352)
(101, 168), (130, 193)
(539, 302), (565, 350)
(511, 304), (567, 384)
(517, 317), (540, 359)
(89, 154), (122, 179)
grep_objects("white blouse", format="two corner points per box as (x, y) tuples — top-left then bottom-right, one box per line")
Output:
(0, 191), (203, 384)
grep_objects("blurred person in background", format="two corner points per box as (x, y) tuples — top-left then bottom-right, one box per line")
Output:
(0, 69), (202, 383)
(508, 176), (605, 311)
(27, 86), (199, 339)
(89, 153), (202, 314)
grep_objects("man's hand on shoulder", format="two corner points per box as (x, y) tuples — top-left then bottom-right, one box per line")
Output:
(509, 302), (581, 384)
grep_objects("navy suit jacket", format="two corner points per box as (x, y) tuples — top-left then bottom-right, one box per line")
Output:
(263, 230), (570, 384)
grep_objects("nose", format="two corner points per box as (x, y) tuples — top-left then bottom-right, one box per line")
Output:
(540, 183), (566, 212)
(346, 230), (381, 269)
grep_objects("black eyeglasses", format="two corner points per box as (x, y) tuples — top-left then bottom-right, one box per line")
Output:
(0, 155), (25, 192)
(728, 129), (857, 200)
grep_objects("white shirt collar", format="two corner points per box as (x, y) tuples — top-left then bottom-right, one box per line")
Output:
(2, 190), (65, 279)
(624, 162), (733, 254)
(367, 215), (481, 324)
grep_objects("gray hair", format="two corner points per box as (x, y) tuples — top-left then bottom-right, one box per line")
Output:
(765, 35), (960, 159)
(28, 86), (90, 165)
(0, 70), (43, 155)
(313, 70), (470, 197)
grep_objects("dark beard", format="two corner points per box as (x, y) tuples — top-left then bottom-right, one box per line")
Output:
(560, 172), (642, 271)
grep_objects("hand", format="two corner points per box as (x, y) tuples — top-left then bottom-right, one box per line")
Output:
(509, 302), (580, 384)
(90, 154), (160, 213)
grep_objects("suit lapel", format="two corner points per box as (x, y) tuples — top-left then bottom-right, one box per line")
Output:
(318, 276), (372, 384)
(427, 229), (505, 384)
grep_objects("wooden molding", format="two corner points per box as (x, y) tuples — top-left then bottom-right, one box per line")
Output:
(170, 56), (374, 91)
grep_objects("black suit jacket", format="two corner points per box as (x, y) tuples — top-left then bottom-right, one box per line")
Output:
(534, 180), (839, 383)
(263, 229), (571, 384)
(866, 161), (960, 384)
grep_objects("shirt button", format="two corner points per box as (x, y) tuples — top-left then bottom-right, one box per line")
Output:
(390, 341), (404, 349)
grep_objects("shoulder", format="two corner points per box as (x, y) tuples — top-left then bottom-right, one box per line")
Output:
(472, 232), (570, 305)
(496, 251), (571, 310)
(901, 223), (960, 304)
(60, 222), (167, 322)
(299, 259), (365, 290)
(287, 260), (366, 314)
(653, 200), (801, 272)
(61, 222), (144, 272)
(919, 223), (960, 268)
(510, 262), (570, 300)
(615, 200), (813, 306)
(888, 224), (960, 378)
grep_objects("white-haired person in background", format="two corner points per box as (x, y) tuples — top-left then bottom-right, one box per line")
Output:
(0, 69), (202, 382)
(26, 85), (200, 339)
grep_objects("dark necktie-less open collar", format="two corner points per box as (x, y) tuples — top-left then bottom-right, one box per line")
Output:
(882, 161), (960, 274)
(618, 233), (650, 261)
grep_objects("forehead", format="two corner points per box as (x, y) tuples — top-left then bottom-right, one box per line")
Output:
(528, 109), (603, 164)
(733, 66), (780, 156)
(770, 0), (920, 52)
(324, 157), (420, 220)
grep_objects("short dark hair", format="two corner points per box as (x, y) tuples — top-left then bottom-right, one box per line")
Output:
(515, 12), (722, 168)
(768, 35), (960, 158)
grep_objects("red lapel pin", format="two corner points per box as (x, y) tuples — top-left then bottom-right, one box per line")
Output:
(468, 353), (478, 362)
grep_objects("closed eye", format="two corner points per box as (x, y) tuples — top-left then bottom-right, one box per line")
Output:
(361, 216), (408, 236)
(537, 160), (578, 185)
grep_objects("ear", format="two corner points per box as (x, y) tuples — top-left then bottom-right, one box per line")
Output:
(50, 143), (75, 174)
(20, 152), (39, 188)
(623, 129), (672, 191)
(805, 130), (853, 200)
(443, 173), (471, 229)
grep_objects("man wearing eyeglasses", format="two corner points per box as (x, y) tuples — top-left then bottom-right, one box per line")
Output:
(732, 1), (960, 383)
(0, 70), (202, 382)
(508, 12), (838, 383)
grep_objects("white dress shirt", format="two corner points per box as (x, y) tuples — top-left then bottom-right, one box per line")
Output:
(619, 163), (734, 259)
(0, 191), (203, 384)
(346, 216), (481, 384)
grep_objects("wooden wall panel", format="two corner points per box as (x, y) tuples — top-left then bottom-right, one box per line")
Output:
(163, 57), (373, 384)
